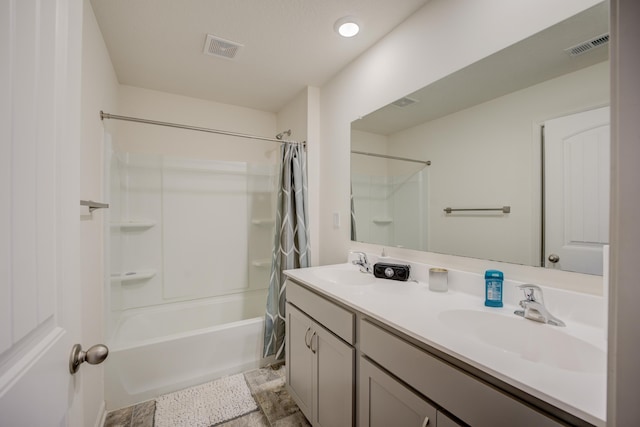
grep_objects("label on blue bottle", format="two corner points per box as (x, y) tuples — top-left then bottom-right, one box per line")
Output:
(487, 281), (501, 298)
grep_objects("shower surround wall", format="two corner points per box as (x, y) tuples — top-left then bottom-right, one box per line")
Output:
(351, 164), (428, 250)
(104, 86), (283, 409)
(107, 85), (280, 322)
(351, 130), (429, 251)
(105, 147), (277, 408)
(109, 152), (275, 312)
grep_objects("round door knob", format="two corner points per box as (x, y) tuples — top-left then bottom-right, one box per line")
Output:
(548, 254), (560, 264)
(69, 343), (109, 374)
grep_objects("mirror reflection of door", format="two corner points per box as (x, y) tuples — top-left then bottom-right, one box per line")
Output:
(543, 106), (610, 275)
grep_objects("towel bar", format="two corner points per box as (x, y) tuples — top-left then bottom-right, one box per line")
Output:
(443, 206), (510, 214)
(80, 200), (109, 213)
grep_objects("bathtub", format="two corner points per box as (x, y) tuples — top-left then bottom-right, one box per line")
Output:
(105, 290), (267, 410)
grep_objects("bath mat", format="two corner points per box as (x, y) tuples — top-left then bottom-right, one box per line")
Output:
(154, 374), (258, 427)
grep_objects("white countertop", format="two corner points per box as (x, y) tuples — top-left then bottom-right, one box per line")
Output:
(284, 262), (606, 426)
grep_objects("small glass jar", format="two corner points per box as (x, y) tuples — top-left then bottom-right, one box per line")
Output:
(429, 268), (448, 292)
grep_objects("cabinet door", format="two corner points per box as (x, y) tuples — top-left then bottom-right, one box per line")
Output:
(359, 357), (437, 427)
(286, 302), (314, 420)
(437, 411), (464, 427)
(314, 323), (355, 427)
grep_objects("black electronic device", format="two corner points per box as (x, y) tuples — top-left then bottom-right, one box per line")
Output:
(373, 263), (411, 281)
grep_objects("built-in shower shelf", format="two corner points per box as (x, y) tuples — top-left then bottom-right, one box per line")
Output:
(111, 220), (156, 230)
(251, 259), (272, 268)
(110, 270), (156, 283)
(372, 217), (393, 225)
(251, 218), (275, 226)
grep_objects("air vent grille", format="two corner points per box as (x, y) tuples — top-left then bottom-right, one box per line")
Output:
(565, 33), (609, 57)
(392, 97), (418, 108)
(203, 34), (243, 59)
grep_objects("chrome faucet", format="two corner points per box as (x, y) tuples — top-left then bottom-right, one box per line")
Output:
(514, 284), (565, 327)
(350, 251), (373, 274)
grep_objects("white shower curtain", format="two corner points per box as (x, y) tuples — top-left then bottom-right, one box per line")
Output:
(263, 142), (310, 360)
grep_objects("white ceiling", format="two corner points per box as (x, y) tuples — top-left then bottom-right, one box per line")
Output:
(90, 0), (430, 113)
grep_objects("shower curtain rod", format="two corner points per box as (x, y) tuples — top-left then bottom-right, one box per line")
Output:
(351, 150), (431, 165)
(100, 111), (305, 145)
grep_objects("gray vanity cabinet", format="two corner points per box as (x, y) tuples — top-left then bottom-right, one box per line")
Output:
(360, 357), (463, 427)
(359, 319), (564, 427)
(359, 357), (438, 426)
(285, 277), (576, 427)
(436, 412), (464, 427)
(286, 302), (314, 418)
(285, 281), (355, 427)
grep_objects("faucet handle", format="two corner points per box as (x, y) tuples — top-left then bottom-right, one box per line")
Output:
(518, 284), (543, 302)
(350, 251), (367, 263)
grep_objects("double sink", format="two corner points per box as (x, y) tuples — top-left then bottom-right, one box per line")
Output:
(312, 264), (604, 374)
(295, 262), (606, 425)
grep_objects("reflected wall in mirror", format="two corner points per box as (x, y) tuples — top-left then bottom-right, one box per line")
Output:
(350, 2), (609, 275)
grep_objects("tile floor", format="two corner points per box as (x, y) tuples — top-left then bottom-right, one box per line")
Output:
(104, 364), (310, 427)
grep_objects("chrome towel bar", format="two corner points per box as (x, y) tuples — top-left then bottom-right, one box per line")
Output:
(444, 206), (511, 214)
(80, 200), (109, 212)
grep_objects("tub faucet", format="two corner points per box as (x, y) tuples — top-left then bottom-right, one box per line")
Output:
(514, 284), (565, 327)
(350, 251), (373, 274)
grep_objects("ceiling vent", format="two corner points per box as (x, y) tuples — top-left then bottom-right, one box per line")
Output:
(564, 33), (609, 57)
(203, 34), (243, 59)
(392, 97), (419, 108)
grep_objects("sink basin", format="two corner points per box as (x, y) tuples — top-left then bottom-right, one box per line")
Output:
(312, 267), (377, 286)
(438, 309), (605, 373)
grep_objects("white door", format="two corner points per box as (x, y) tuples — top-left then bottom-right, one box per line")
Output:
(0, 0), (83, 425)
(544, 106), (610, 275)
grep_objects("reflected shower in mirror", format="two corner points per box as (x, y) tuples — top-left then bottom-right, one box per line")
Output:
(351, 150), (430, 250)
(350, 2), (609, 275)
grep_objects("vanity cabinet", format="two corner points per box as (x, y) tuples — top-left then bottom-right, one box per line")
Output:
(436, 412), (463, 427)
(359, 357), (439, 426)
(285, 275), (587, 427)
(359, 319), (565, 427)
(285, 280), (355, 427)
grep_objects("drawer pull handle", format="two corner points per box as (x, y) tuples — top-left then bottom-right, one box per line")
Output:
(310, 331), (317, 354)
(304, 327), (313, 349)
(421, 416), (429, 427)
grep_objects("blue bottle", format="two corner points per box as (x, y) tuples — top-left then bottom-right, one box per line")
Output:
(484, 270), (503, 307)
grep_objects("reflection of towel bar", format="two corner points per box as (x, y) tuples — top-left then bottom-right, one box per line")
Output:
(444, 206), (511, 214)
(80, 200), (109, 212)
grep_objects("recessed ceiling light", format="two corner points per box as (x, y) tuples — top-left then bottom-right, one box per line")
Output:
(334, 16), (360, 38)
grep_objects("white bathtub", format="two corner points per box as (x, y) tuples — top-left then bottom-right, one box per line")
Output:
(105, 290), (267, 410)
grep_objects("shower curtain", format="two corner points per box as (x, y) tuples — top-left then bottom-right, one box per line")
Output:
(263, 142), (310, 360)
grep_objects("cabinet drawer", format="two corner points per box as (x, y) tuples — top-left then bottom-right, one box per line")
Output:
(287, 280), (355, 344)
(360, 320), (563, 427)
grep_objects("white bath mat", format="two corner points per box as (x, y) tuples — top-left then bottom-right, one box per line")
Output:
(154, 374), (258, 427)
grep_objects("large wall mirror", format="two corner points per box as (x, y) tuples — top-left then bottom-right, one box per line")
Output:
(351, 2), (609, 275)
